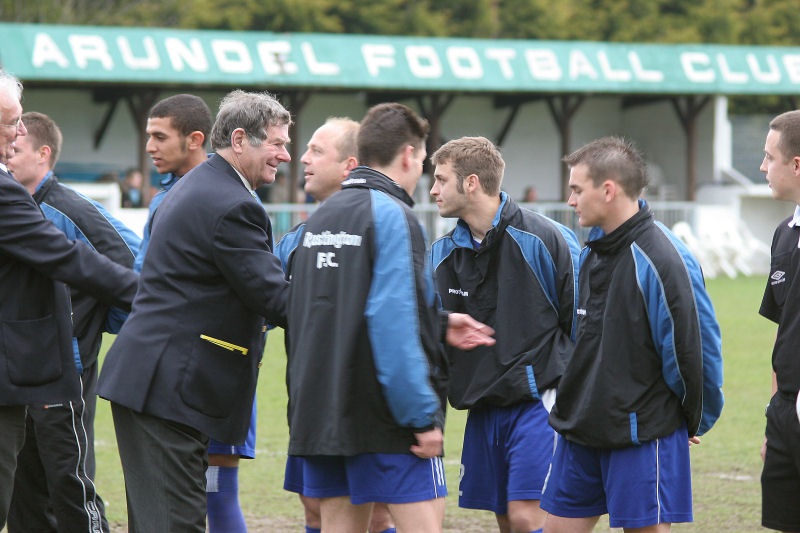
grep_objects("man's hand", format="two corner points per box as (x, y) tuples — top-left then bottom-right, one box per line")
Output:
(761, 436), (768, 462)
(411, 427), (443, 458)
(446, 313), (495, 350)
(689, 436), (701, 446)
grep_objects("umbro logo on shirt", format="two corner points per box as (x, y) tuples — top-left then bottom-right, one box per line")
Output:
(771, 270), (786, 286)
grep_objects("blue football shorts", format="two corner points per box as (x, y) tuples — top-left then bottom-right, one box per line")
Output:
(287, 453), (447, 505)
(459, 401), (555, 514)
(207, 400), (257, 459)
(283, 455), (312, 495)
(541, 423), (693, 529)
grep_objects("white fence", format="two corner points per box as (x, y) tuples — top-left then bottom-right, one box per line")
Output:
(71, 181), (767, 279)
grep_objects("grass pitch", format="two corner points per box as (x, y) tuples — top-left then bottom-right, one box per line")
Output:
(91, 275), (774, 532)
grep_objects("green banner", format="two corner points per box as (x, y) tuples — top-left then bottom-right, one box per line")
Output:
(2, 22), (800, 94)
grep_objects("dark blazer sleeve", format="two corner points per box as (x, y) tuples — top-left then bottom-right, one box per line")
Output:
(0, 174), (138, 310)
(212, 199), (288, 328)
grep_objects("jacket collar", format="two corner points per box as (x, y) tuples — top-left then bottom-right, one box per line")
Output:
(586, 198), (652, 255)
(32, 172), (56, 204)
(451, 191), (514, 250)
(207, 153), (253, 194)
(341, 166), (415, 208)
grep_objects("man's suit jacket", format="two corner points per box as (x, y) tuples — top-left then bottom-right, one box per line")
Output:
(98, 154), (289, 444)
(0, 169), (138, 406)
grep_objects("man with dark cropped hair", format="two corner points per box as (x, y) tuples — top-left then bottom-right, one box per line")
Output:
(541, 137), (724, 533)
(99, 90), (290, 532)
(285, 103), (494, 533)
(759, 109), (800, 533)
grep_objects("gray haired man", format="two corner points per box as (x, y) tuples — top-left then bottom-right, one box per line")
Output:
(98, 90), (291, 532)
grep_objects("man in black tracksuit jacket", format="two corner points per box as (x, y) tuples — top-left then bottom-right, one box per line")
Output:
(285, 103), (493, 533)
(430, 137), (579, 533)
(541, 137), (724, 532)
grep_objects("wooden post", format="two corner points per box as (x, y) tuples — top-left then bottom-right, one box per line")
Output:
(283, 92), (309, 203)
(545, 95), (585, 201)
(671, 96), (711, 201)
(124, 90), (160, 206)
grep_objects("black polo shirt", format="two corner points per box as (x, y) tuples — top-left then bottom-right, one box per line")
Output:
(760, 211), (800, 395)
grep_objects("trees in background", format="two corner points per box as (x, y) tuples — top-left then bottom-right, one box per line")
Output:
(3, 0), (798, 112)
(2, 0), (799, 46)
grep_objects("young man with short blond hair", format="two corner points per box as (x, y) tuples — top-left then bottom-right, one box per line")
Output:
(430, 136), (579, 533)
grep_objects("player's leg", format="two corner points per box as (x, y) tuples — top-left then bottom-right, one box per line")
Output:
(302, 456), (357, 533)
(458, 407), (507, 524)
(543, 515), (599, 533)
(347, 453), (447, 533)
(300, 494), (322, 533)
(504, 402), (553, 533)
(504, 500), (545, 533)
(206, 401), (256, 532)
(540, 435), (606, 533)
(621, 524), (671, 533)
(320, 496), (372, 533)
(387, 497), (444, 533)
(368, 502), (396, 533)
(283, 454), (324, 532)
(602, 424), (692, 531)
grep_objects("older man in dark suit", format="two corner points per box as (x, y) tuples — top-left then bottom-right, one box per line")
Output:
(98, 90), (292, 532)
(0, 70), (138, 528)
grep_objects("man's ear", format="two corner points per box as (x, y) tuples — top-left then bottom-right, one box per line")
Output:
(401, 144), (415, 170)
(465, 173), (480, 193)
(230, 129), (246, 153)
(602, 179), (617, 202)
(39, 145), (52, 166)
(792, 155), (800, 178)
(343, 156), (358, 172)
(187, 131), (205, 151)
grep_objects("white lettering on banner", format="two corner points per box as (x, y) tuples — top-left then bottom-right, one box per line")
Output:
(165, 37), (209, 72)
(212, 39), (253, 74)
(485, 48), (516, 79)
(569, 50), (598, 80)
(302, 42), (340, 76)
(69, 35), (113, 70)
(257, 41), (298, 75)
(316, 252), (339, 268)
(303, 231), (363, 249)
(747, 53), (780, 84)
(406, 45), (442, 79)
(362, 44), (396, 77)
(597, 51), (631, 82)
(118, 36), (160, 70)
(22, 30), (800, 91)
(32, 33), (69, 68)
(629, 51), (664, 82)
(717, 53), (748, 84)
(447, 46), (483, 79)
(681, 52), (714, 83)
(782, 55), (800, 83)
(525, 49), (562, 80)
